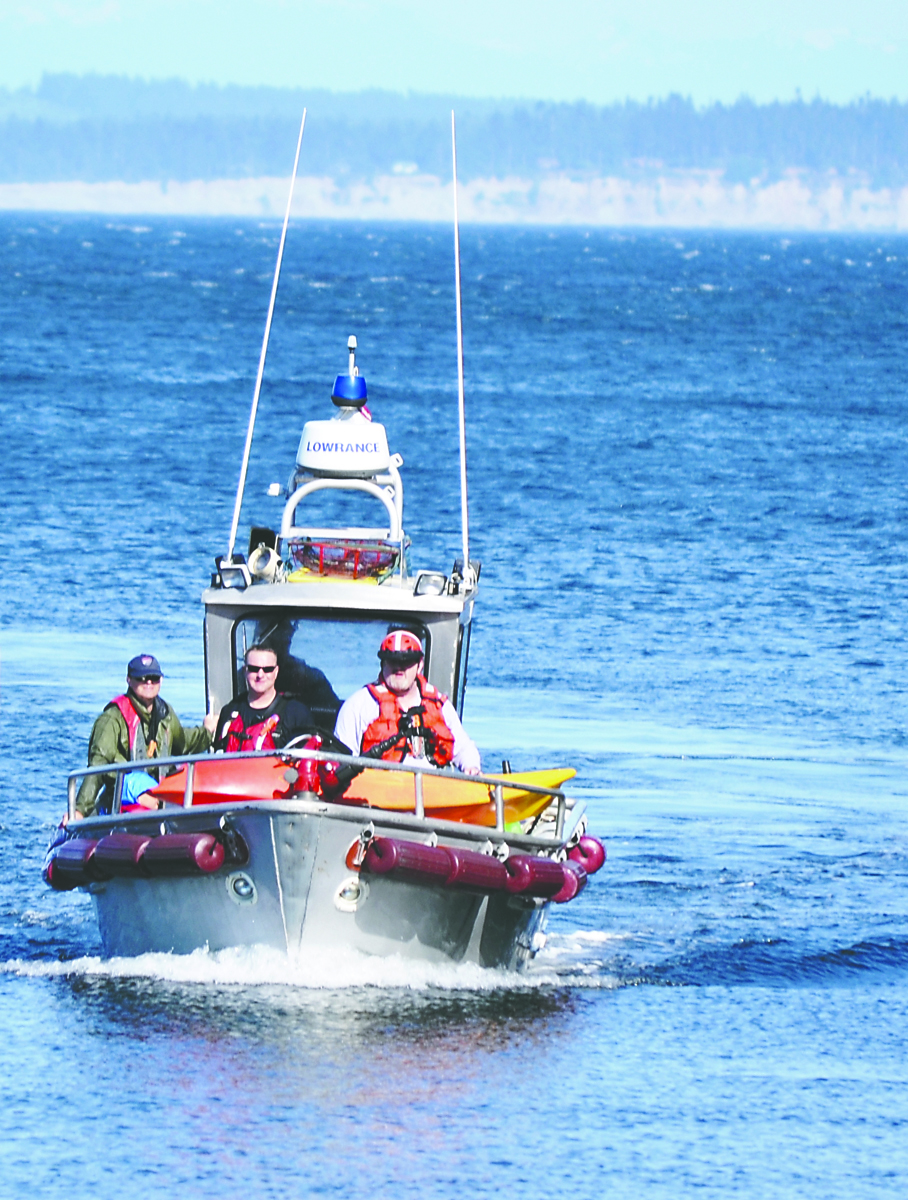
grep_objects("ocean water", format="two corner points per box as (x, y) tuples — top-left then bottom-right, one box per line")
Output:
(2, 215), (908, 1197)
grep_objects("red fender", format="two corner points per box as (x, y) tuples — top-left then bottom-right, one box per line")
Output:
(568, 835), (606, 875)
(92, 833), (152, 878)
(364, 837), (453, 883)
(504, 854), (566, 897)
(552, 859), (588, 904)
(140, 833), (225, 877)
(363, 837), (509, 892)
(444, 847), (508, 891)
(44, 838), (104, 890)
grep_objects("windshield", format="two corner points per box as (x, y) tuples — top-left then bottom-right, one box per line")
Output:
(232, 613), (430, 730)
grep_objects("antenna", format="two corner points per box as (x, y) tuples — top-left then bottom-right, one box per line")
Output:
(225, 109), (307, 564)
(451, 110), (472, 588)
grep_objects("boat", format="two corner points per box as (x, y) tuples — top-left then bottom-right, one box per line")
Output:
(43, 113), (605, 970)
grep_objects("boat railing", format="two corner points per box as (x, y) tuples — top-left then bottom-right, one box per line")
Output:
(67, 747), (576, 840)
(281, 466), (404, 543)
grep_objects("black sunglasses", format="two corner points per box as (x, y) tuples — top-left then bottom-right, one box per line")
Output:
(245, 663), (278, 674)
(131, 675), (161, 683)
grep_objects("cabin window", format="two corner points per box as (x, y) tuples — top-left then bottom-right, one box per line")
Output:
(231, 613), (430, 732)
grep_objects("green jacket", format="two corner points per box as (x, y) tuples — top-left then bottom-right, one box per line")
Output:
(76, 692), (212, 816)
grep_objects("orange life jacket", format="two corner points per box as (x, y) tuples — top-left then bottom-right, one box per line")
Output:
(362, 676), (455, 767)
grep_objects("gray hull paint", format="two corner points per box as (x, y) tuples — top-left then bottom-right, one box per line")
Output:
(88, 803), (547, 970)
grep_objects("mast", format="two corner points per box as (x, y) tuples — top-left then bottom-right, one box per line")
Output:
(224, 109), (307, 565)
(451, 110), (473, 587)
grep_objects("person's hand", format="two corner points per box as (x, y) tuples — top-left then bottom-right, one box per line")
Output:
(61, 810), (85, 827)
(203, 709), (218, 736)
(464, 764), (481, 776)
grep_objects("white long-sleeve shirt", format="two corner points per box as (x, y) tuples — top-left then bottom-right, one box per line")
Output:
(334, 686), (481, 774)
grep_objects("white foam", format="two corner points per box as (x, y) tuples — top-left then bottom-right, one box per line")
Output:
(558, 929), (624, 945)
(1, 937), (622, 992)
(1, 943), (540, 992)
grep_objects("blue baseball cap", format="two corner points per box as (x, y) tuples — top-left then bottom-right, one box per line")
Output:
(127, 654), (163, 678)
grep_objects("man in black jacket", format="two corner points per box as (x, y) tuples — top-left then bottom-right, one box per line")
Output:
(215, 644), (315, 752)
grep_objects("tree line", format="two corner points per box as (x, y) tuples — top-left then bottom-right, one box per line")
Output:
(1, 75), (906, 185)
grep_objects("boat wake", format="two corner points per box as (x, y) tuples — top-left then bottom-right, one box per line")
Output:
(2, 944), (519, 991)
(0, 932), (623, 993)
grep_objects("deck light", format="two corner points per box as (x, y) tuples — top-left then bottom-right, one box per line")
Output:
(413, 571), (448, 597)
(249, 545), (281, 582)
(217, 556), (252, 590)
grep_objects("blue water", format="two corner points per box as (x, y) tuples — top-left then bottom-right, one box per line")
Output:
(2, 215), (908, 1196)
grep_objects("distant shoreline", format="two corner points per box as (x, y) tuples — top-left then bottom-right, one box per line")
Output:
(2, 171), (907, 230)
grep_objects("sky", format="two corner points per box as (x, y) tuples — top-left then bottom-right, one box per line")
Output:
(0, 1), (906, 105)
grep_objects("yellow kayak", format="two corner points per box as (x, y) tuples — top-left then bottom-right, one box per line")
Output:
(338, 766), (576, 826)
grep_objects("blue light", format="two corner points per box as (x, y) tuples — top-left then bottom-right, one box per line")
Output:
(331, 373), (368, 407)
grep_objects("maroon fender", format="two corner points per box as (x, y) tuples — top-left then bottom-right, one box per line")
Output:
(504, 854), (566, 897)
(140, 833), (226, 877)
(444, 847), (509, 892)
(568, 835), (606, 876)
(44, 838), (104, 890)
(552, 859), (588, 904)
(364, 837), (453, 883)
(92, 833), (152, 878)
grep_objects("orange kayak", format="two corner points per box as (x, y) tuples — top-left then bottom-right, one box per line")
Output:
(151, 757), (296, 805)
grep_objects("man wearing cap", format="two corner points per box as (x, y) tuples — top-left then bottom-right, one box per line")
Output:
(334, 630), (481, 774)
(75, 654), (218, 817)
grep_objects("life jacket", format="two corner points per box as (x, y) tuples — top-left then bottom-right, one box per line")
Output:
(109, 694), (170, 760)
(222, 706), (283, 753)
(361, 676), (455, 767)
(105, 694), (169, 807)
(111, 695), (142, 756)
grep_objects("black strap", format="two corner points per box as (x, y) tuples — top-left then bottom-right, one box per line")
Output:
(147, 697), (166, 756)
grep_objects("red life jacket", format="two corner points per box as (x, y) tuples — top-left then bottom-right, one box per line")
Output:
(222, 709), (281, 753)
(362, 676), (455, 767)
(108, 694), (166, 795)
(111, 694), (143, 757)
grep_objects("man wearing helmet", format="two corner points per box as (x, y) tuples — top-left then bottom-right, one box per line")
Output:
(334, 629), (481, 774)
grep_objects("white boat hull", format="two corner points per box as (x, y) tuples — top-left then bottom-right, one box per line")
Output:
(83, 800), (549, 969)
